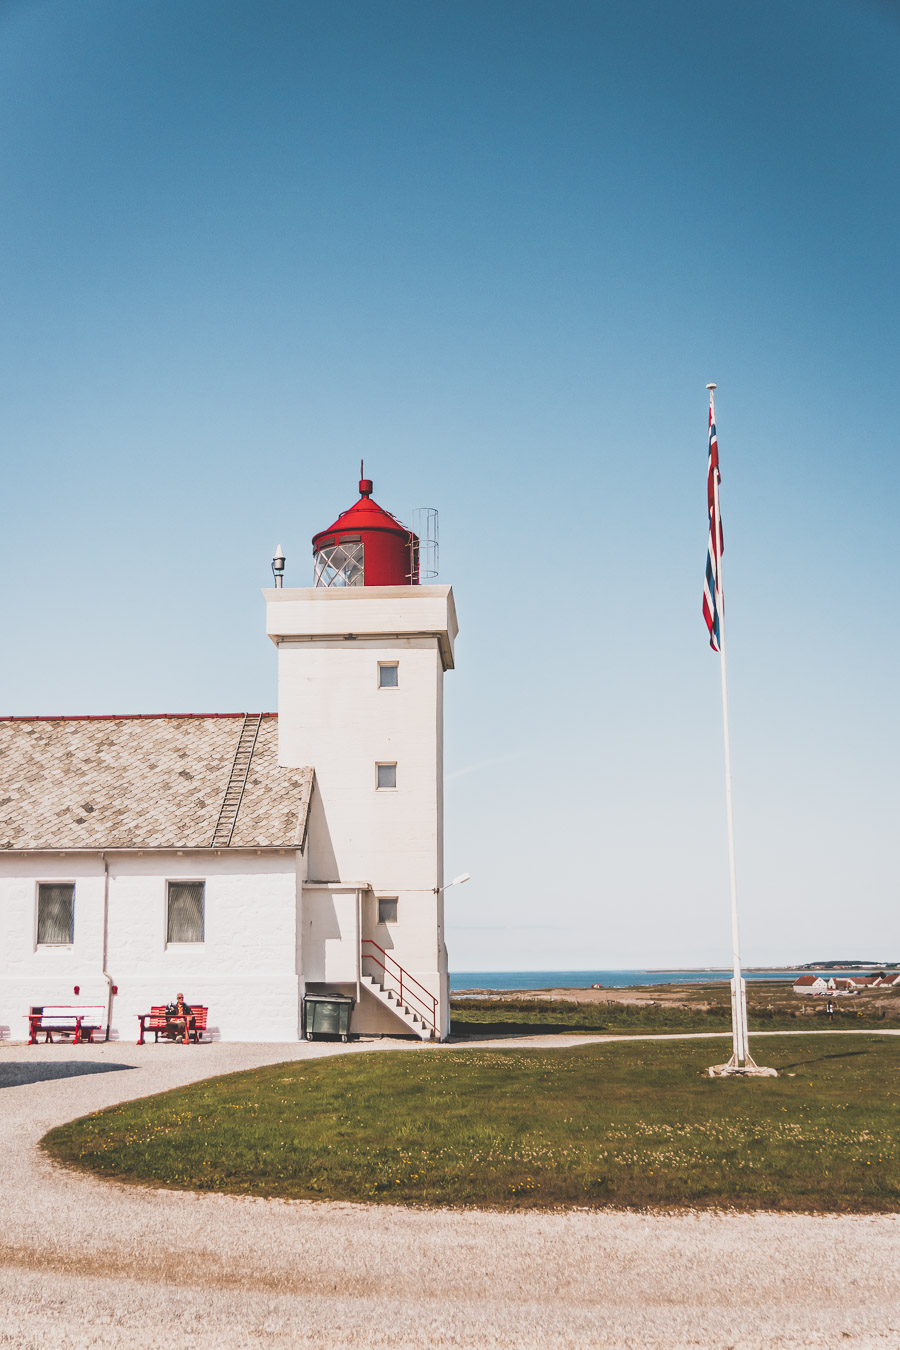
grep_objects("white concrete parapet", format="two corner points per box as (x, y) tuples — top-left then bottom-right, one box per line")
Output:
(264, 585), (457, 670)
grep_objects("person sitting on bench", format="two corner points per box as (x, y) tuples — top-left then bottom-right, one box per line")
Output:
(164, 993), (196, 1042)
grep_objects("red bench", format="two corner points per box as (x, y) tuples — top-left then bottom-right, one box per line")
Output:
(137, 1005), (208, 1045)
(28, 1005), (106, 1045)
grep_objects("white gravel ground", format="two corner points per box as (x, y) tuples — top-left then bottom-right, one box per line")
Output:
(1, 1033), (899, 1350)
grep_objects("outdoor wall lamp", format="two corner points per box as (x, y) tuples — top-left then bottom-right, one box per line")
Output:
(435, 872), (470, 894)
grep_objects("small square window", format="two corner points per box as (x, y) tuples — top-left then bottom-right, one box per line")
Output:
(376, 762), (397, 790)
(167, 881), (205, 943)
(37, 883), (74, 945)
(378, 663), (399, 688)
(378, 897), (398, 924)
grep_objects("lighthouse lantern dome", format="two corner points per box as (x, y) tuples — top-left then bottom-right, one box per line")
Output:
(312, 471), (420, 588)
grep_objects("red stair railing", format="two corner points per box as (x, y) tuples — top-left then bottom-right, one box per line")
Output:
(361, 939), (438, 1036)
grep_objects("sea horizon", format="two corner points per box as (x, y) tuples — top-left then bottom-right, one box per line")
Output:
(448, 966), (894, 992)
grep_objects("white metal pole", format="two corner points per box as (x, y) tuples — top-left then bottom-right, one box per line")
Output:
(708, 384), (749, 1066)
(356, 888), (362, 1009)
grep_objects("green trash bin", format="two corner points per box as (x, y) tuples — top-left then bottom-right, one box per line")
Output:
(304, 992), (355, 1042)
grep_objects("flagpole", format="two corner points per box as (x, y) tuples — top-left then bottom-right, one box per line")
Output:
(708, 382), (748, 1064)
(705, 384), (774, 1078)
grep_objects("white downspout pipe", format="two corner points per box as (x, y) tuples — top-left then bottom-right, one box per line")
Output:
(296, 849), (305, 1042)
(356, 887), (362, 1009)
(101, 852), (114, 1040)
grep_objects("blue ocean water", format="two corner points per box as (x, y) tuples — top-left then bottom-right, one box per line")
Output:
(449, 969), (857, 992)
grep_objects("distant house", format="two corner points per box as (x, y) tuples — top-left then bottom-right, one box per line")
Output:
(825, 974), (885, 993)
(793, 975), (827, 995)
(878, 972), (900, 987)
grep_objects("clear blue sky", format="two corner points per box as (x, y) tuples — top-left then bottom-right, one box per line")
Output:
(2, 0), (897, 969)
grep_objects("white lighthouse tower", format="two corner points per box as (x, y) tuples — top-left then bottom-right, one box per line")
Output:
(266, 473), (458, 1039)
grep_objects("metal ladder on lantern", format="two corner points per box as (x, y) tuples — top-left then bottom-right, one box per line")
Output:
(210, 714), (263, 847)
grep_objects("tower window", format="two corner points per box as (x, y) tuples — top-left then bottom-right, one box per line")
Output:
(37, 883), (74, 945)
(167, 881), (205, 944)
(376, 763), (397, 790)
(378, 662), (399, 688)
(378, 897), (398, 924)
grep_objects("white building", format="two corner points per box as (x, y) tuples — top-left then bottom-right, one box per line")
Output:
(0, 476), (458, 1043)
(792, 975), (827, 995)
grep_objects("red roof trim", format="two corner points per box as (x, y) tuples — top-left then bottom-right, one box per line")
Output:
(0, 713), (277, 723)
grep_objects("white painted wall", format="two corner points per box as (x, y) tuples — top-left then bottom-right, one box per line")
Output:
(303, 887), (359, 983)
(281, 636), (443, 888)
(270, 586), (456, 1037)
(0, 854), (105, 1042)
(0, 850), (303, 1042)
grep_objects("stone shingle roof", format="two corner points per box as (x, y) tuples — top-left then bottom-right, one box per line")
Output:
(0, 714), (312, 850)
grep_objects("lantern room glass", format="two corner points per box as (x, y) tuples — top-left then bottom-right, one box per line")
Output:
(314, 541), (365, 587)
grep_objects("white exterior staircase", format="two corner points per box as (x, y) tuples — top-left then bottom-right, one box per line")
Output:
(360, 940), (438, 1040)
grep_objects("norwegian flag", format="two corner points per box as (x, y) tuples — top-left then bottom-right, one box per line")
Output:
(702, 398), (723, 652)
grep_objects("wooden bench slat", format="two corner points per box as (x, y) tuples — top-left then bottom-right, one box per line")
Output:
(137, 1005), (209, 1045)
(27, 1005), (106, 1045)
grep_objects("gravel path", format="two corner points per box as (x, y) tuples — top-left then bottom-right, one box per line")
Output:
(2, 1034), (899, 1349)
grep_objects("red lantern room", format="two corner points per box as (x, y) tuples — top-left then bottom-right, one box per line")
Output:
(312, 469), (420, 587)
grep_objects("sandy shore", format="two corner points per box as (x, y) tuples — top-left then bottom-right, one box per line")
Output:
(453, 983), (723, 1007)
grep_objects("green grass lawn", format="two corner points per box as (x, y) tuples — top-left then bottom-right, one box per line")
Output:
(44, 1035), (900, 1212)
(450, 991), (900, 1037)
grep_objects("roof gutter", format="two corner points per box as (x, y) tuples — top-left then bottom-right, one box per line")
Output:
(0, 846), (297, 856)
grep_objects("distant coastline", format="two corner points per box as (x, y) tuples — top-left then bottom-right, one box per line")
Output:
(449, 965), (899, 993)
(793, 960), (897, 970)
